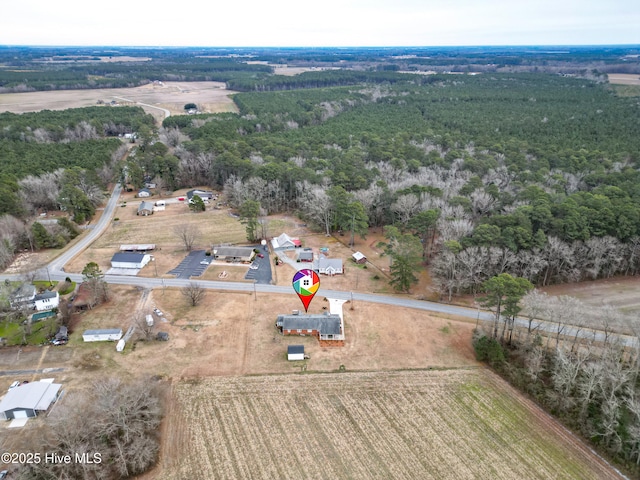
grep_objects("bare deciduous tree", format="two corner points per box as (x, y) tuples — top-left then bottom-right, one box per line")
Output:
(174, 224), (200, 251)
(19, 377), (163, 479)
(182, 281), (206, 307)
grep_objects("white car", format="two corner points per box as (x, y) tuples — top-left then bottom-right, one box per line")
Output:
(153, 308), (163, 316)
(249, 265), (259, 270)
(8, 380), (20, 391)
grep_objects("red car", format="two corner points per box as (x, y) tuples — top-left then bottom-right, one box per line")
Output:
(257, 253), (264, 258)
(178, 197), (185, 201)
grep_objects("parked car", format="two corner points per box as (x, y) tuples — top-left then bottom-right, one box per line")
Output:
(257, 253), (264, 258)
(153, 308), (163, 316)
(177, 197), (185, 201)
(0, 469), (8, 479)
(8, 380), (20, 391)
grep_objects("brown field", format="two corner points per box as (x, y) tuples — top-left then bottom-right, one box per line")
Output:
(0, 81), (238, 122)
(608, 73), (640, 85)
(159, 369), (620, 480)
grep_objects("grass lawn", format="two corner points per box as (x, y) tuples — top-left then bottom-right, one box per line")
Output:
(0, 318), (58, 345)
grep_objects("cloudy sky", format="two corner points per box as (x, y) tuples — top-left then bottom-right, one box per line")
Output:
(1, 0), (639, 47)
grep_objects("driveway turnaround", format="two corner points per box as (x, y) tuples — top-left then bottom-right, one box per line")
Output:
(168, 250), (209, 279)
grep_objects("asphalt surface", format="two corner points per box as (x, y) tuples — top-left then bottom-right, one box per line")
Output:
(168, 250), (208, 279)
(244, 248), (272, 284)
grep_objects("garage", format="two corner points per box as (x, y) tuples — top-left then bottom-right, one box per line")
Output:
(0, 381), (62, 420)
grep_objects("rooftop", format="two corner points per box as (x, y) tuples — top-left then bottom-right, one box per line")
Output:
(277, 313), (342, 336)
(0, 381), (61, 412)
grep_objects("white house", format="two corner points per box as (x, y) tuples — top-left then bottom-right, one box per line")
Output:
(287, 345), (305, 361)
(34, 290), (59, 312)
(138, 188), (151, 198)
(110, 252), (151, 270)
(83, 329), (123, 342)
(0, 381), (62, 420)
(317, 258), (343, 276)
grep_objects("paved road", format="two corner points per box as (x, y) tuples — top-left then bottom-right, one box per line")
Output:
(0, 183), (636, 350)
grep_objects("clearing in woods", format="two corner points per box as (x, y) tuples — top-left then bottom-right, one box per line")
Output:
(161, 369), (621, 480)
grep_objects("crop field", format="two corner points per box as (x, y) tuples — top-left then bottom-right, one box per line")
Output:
(160, 369), (620, 480)
(0, 81), (238, 122)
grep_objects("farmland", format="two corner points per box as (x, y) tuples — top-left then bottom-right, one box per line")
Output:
(160, 369), (620, 480)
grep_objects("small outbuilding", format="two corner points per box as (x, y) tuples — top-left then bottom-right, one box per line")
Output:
(82, 329), (123, 342)
(297, 251), (314, 262)
(352, 251), (367, 264)
(287, 345), (305, 361)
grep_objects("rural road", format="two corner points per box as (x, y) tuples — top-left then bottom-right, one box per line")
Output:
(1, 184), (637, 349)
(112, 96), (171, 119)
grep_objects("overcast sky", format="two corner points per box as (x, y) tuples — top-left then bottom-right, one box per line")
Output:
(1, 0), (639, 47)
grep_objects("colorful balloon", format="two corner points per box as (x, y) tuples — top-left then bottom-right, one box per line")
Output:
(292, 269), (320, 312)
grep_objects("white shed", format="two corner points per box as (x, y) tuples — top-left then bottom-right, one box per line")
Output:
(146, 314), (154, 327)
(287, 345), (305, 361)
(83, 329), (123, 342)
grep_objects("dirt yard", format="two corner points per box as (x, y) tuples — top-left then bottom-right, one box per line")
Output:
(0, 81), (238, 122)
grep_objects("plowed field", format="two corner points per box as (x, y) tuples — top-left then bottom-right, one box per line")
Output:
(160, 369), (621, 480)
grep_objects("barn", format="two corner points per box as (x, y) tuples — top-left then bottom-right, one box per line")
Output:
(287, 345), (305, 361)
(34, 290), (59, 311)
(110, 252), (151, 270)
(82, 329), (123, 342)
(0, 381), (62, 420)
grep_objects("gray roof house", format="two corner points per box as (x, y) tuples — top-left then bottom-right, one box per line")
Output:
(276, 312), (343, 345)
(9, 283), (36, 310)
(317, 257), (343, 275)
(137, 201), (154, 216)
(138, 188), (151, 198)
(187, 189), (214, 203)
(0, 381), (62, 420)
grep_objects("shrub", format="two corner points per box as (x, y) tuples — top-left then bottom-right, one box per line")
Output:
(473, 334), (505, 366)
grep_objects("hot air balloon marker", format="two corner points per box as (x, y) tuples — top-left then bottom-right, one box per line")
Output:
(292, 269), (320, 312)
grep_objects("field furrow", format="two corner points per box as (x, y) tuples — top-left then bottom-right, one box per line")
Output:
(169, 369), (623, 480)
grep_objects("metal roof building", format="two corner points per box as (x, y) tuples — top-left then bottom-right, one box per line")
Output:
(0, 381), (62, 420)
